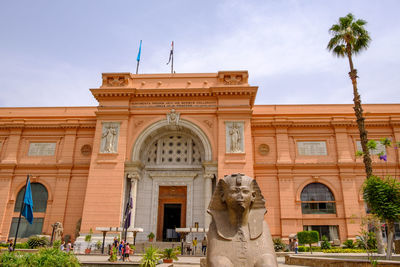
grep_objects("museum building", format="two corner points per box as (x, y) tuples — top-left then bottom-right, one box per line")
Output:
(1, 70), (400, 243)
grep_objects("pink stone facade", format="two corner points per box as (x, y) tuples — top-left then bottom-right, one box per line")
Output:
(0, 71), (399, 243)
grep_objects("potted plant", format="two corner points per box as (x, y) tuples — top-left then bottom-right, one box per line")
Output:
(140, 246), (160, 267)
(162, 247), (179, 263)
(84, 228), (93, 254)
(147, 232), (155, 242)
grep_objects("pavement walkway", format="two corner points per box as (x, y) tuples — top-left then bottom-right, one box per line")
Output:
(76, 254), (304, 266)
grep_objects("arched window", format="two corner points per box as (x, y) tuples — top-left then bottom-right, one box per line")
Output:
(301, 183), (336, 214)
(9, 183), (48, 238)
(14, 183), (48, 212)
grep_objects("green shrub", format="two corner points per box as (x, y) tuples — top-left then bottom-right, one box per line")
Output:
(298, 246), (322, 252)
(356, 232), (377, 250)
(343, 239), (355, 249)
(323, 248), (373, 253)
(320, 235), (331, 250)
(0, 247), (81, 266)
(108, 247), (117, 262)
(140, 246), (160, 267)
(297, 231), (319, 254)
(273, 238), (286, 252)
(27, 236), (49, 249)
(162, 247), (179, 260)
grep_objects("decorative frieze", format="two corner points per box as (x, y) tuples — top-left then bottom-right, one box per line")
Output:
(100, 122), (120, 153)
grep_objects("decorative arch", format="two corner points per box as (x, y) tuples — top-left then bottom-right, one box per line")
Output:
(131, 119), (212, 162)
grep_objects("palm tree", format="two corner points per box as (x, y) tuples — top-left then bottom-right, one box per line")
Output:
(327, 13), (372, 178)
(327, 13), (386, 255)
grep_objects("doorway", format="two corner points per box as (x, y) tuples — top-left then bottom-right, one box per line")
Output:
(163, 204), (181, 241)
(157, 186), (187, 241)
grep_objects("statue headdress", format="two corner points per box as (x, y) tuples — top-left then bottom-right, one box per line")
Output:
(207, 173), (267, 240)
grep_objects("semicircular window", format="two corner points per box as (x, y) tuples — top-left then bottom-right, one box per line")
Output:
(14, 183), (48, 212)
(301, 183), (336, 214)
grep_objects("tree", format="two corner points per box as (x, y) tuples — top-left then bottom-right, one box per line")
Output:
(327, 13), (372, 178)
(297, 231), (319, 254)
(363, 176), (400, 259)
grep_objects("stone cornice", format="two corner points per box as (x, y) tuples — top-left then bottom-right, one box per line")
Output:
(251, 118), (394, 128)
(0, 120), (96, 129)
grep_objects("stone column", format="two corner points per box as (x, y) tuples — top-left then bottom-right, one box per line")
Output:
(203, 161), (217, 229)
(127, 172), (140, 229)
(203, 173), (214, 228)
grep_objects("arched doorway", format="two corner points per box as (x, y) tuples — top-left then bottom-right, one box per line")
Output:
(125, 118), (216, 241)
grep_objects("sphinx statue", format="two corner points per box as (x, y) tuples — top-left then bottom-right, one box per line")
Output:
(206, 173), (278, 267)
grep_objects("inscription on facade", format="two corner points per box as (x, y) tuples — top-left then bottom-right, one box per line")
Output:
(356, 141), (386, 155)
(28, 142), (56, 156)
(297, 141), (327, 156)
(131, 101), (217, 108)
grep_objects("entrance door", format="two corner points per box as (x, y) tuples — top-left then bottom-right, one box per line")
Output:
(157, 186), (186, 241)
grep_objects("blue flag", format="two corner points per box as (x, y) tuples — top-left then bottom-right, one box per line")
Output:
(124, 196), (132, 229)
(22, 176), (34, 224)
(136, 40), (142, 62)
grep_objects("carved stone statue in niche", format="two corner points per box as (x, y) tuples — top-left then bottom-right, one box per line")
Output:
(167, 109), (180, 125)
(53, 222), (63, 242)
(101, 126), (117, 153)
(229, 123), (242, 153)
(206, 173), (277, 267)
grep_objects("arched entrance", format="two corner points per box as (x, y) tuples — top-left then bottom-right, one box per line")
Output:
(125, 117), (216, 241)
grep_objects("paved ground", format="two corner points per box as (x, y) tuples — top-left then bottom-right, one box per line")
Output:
(77, 254), (305, 266)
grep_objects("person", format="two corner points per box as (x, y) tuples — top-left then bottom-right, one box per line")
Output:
(66, 241), (72, 252)
(192, 237), (198, 255)
(113, 237), (118, 248)
(119, 241), (124, 261)
(201, 236), (207, 255)
(294, 238), (299, 254)
(60, 241), (65, 251)
(7, 239), (13, 252)
(124, 243), (131, 262)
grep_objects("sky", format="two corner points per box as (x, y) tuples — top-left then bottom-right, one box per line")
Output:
(1, 0), (399, 107)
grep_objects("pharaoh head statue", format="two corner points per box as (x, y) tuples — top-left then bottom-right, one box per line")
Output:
(207, 173), (267, 240)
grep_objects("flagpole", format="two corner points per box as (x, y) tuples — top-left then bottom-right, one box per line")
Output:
(13, 175), (29, 251)
(123, 180), (132, 243)
(171, 41), (174, 74)
(136, 40), (142, 75)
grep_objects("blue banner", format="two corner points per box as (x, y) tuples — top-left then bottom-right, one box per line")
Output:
(22, 176), (34, 224)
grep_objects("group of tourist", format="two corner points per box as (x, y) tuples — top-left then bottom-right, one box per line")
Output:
(110, 237), (132, 261)
(59, 241), (72, 252)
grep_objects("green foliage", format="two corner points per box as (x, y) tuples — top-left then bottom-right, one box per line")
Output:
(320, 236), (331, 250)
(108, 247), (117, 262)
(380, 138), (392, 147)
(162, 248), (179, 261)
(85, 228), (93, 249)
(297, 231), (319, 254)
(27, 236), (49, 249)
(356, 231), (377, 250)
(95, 240), (102, 250)
(343, 239), (355, 249)
(355, 150), (364, 157)
(297, 231), (319, 245)
(327, 13), (371, 57)
(367, 140), (377, 150)
(298, 246), (322, 252)
(147, 232), (155, 239)
(273, 238), (286, 252)
(140, 246), (160, 267)
(52, 240), (61, 249)
(363, 176), (400, 222)
(15, 242), (29, 249)
(323, 248), (372, 253)
(0, 247), (81, 267)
